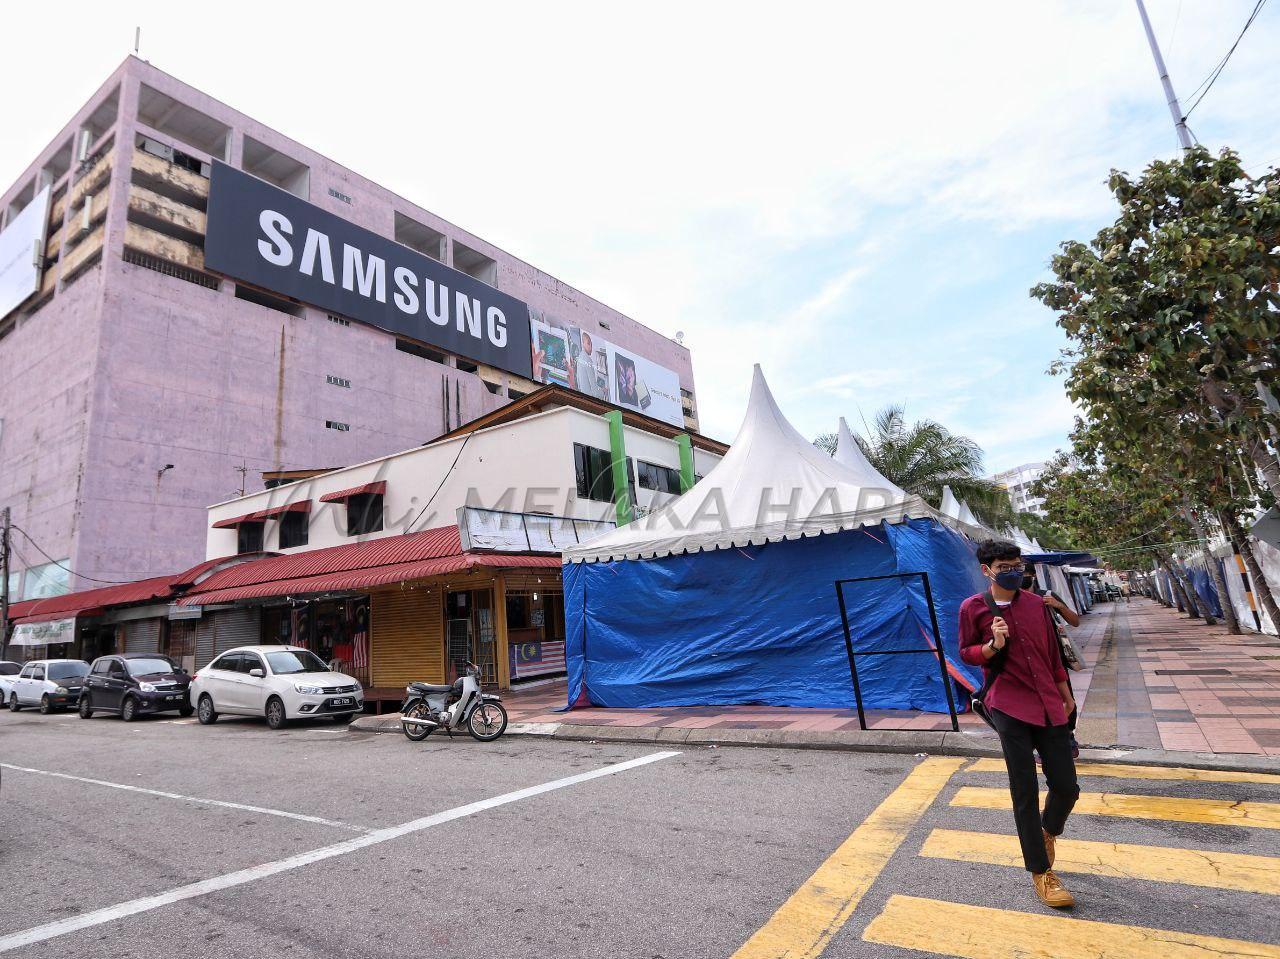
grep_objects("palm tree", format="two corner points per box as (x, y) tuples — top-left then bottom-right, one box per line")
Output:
(815, 405), (1012, 528)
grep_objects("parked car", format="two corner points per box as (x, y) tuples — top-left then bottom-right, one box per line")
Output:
(79, 653), (194, 721)
(0, 661), (22, 703)
(189, 646), (364, 729)
(8, 659), (90, 713)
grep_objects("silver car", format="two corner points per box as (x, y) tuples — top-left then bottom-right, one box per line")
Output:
(8, 659), (90, 713)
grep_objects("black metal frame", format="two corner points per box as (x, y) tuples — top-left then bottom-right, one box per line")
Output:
(834, 571), (960, 732)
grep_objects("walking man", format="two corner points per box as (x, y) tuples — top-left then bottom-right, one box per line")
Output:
(960, 539), (1080, 908)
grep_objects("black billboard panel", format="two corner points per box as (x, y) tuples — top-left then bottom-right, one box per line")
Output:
(204, 162), (533, 378)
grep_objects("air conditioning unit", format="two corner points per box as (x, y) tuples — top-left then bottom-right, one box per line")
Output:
(138, 135), (174, 162)
(78, 197), (92, 236)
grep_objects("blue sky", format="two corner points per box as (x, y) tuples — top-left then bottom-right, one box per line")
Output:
(3, 1), (1279, 473)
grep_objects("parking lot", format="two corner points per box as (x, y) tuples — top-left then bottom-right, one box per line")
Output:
(2, 708), (1279, 958)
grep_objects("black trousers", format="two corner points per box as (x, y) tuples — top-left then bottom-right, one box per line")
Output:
(990, 708), (1080, 873)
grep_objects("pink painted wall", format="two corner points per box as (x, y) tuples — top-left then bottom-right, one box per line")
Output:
(0, 57), (698, 589)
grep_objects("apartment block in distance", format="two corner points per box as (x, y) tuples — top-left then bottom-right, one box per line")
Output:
(0, 56), (699, 598)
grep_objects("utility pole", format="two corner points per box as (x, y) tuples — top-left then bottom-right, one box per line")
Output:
(1, 507), (11, 661)
(1134, 0), (1195, 150)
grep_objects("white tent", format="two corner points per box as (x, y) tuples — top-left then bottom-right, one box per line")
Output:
(940, 485), (964, 521)
(833, 417), (907, 504)
(565, 366), (934, 563)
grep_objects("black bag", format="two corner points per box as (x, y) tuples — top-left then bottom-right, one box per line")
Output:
(970, 591), (1008, 729)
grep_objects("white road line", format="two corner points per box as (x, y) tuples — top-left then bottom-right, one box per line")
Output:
(0, 763), (365, 833)
(0, 750), (679, 955)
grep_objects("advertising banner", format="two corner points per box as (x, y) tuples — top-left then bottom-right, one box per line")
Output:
(528, 310), (684, 427)
(204, 163), (533, 377)
(0, 185), (51, 321)
(12, 617), (75, 647)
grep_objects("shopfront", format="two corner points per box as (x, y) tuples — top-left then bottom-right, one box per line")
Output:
(504, 572), (566, 683)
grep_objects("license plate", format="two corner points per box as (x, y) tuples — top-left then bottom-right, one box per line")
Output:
(330, 697), (354, 707)
(166, 695), (181, 702)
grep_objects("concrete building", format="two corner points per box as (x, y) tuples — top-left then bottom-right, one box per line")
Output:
(0, 56), (699, 600)
(991, 461), (1048, 517)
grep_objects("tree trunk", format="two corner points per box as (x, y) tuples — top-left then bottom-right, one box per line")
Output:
(1157, 550), (1210, 622)
(1185, 503), (1238, 633)
(1221, 509), (1280, 633)
(1243, 437), (1280, 503)
(1198, 379), (1280, 501)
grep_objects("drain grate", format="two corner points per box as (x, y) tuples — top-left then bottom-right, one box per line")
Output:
(1152, 668), (1232, 676)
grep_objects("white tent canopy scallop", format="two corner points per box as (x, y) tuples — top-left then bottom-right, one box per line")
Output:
(564, 366), (935, 564)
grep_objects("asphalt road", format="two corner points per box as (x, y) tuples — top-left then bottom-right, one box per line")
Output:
(1, 707), (1278, 959)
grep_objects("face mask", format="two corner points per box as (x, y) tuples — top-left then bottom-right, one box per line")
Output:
(992, 569), (1024, 591)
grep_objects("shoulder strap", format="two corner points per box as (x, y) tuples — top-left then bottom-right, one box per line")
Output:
(980, 591), (1009, 673)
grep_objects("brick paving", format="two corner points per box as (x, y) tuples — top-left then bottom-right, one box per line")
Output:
(503, 597), (1280, 757)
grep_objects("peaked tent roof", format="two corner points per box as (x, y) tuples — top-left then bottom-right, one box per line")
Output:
(833, 418), (907, 501)
(564, 366), (938, 564)
(940, 485), (964, 521)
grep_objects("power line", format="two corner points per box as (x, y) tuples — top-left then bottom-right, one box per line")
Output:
(405, 431), (474, 534)
(1183, 0), (1268, 118)
(10, 526), (135, 586)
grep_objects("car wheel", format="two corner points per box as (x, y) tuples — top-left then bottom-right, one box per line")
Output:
(39, 694), (53, 715)
(79, 694), (94, 719)
(121, 696), (138, 722)
(178, 705), (194, 718)
(9, 692), (22, 712)
(331, 712), (356, 725)
(265, 696), (288, 730)
(197, 694), (218, 725)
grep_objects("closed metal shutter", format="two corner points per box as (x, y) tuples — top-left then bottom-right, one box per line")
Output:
(211, 608), (260, 660)
(194, 621), (216, 669)
(123, 619), (161, 654)
(371, 589), (442, 687)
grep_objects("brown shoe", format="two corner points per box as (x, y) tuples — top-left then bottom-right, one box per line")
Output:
(1033, 870), (1074, 909)
(1043, 828), (1057, 868)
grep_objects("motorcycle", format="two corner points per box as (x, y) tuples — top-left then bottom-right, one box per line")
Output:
(400, 662), (508, 743)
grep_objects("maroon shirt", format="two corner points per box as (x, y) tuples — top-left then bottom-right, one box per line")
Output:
(959, 589), (1069, 727)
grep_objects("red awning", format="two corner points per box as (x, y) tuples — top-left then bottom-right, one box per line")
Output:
(177, 552), (560, 606)
(319, 481), (386, 503)
(211, 501), (311, 529)
(6, 573), (181, 625)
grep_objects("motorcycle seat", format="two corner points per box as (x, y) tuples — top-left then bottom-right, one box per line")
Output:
(408, 682), (453, 694)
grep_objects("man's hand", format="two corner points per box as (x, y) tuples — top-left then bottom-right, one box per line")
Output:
(990, 616), (1009, 650)
(1062, 694), (1076, 717)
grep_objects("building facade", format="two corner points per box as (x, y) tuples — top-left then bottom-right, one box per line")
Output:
(0, 56), (699, 598)
(991, 461), (1048, 517)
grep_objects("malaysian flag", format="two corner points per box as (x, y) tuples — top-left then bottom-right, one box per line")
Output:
(351, 600), (370, 672)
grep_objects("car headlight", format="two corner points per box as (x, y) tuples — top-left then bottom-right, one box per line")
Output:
(55, 686), (69, 694)
(294, 684), (323, 695)
(139, 682), (157, 692)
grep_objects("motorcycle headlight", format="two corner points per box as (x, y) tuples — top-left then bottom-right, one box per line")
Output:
(55, 686), (69, 694)
(140, 682), (157, 693)
(294, 684), (323, 695)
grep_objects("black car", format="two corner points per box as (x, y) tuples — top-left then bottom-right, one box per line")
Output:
(79, 654), (194, 721)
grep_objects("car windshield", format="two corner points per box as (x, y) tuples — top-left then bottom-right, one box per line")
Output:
(265, 650), (329, 675)
(48, 662), (89, 680)
(127, 657), (176, 677)
(0, 663), (20, 676)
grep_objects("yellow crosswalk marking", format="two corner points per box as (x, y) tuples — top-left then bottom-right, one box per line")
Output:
(729, 757), (965, 959)
(953, 786), (1280, 830)
(919, 828), (1280, 896)
(967, 757), (1280, 785)
(862, 894), (1280, 958)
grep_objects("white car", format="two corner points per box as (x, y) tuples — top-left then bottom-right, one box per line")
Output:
(7, 659), (91, 713)
(189, 645), (363, 729)
(0, 661), (22, 703)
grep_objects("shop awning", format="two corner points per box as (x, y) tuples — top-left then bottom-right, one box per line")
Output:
(177, 552), (560, 606)
(319, 481), (386, 503)
(6, 573), (182, 625)
(211, 501), (312, 529)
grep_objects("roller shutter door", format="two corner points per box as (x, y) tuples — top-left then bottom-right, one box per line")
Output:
(211, 608), (260, 659)
(371, 589), (443, 687)
(123, 619), (161, 654)
(194, 621), (217, 669)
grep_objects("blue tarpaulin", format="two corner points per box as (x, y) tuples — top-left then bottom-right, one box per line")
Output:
(563, 518), (989, 712)
(1187, 563), (1224, 618)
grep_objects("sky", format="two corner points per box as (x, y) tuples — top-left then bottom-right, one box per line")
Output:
(3, 1), (1278, 474)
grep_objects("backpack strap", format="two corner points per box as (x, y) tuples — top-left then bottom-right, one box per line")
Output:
(981, 590), (1010, 673)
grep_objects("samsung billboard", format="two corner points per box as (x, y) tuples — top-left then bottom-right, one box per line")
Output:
(204, 162), (533, 378)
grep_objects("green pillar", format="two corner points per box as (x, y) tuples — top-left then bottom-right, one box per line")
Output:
(606, 410), (633, 525)
(676, 433), (696, 493)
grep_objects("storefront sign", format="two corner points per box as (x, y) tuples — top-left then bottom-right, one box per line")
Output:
(205, 163), (533, 377)
(11, 617), (74, 647)
(0, 185), (50, 321)
(529, 310), (685, 427)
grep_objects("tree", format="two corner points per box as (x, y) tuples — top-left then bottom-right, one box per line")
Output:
(815, 406), (1011, 527)
(1032, 147), (1280, 501)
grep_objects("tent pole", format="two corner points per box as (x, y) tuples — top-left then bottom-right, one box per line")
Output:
(834, 581), (868, 730)
(920, 571), (960, 731)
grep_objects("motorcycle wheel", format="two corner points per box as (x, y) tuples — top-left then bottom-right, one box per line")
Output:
(402, 702), (434, 742)
(467, 701), (508, 742)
